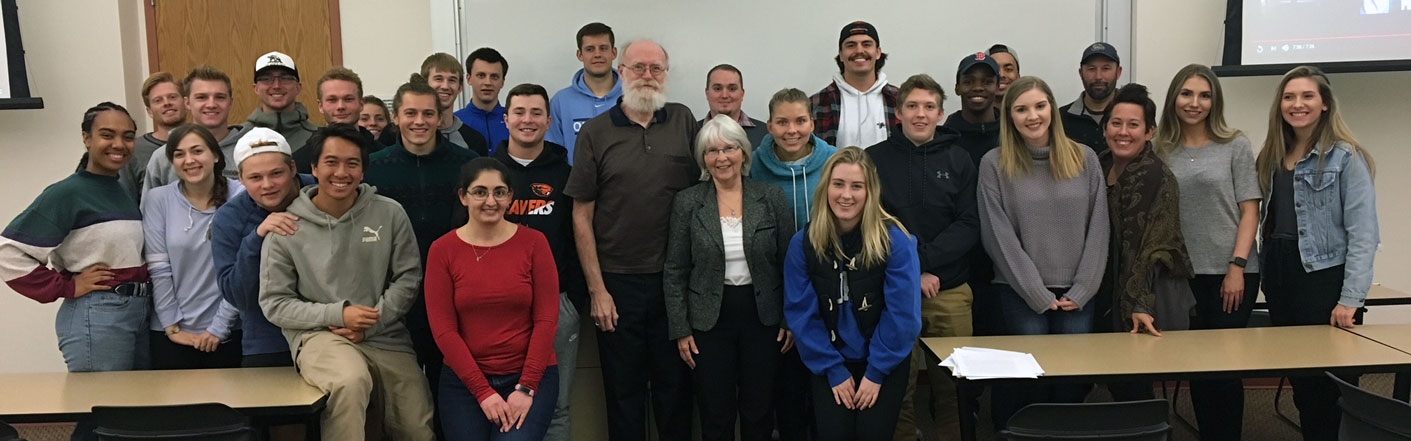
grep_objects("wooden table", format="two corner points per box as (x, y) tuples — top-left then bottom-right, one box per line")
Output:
(0, 367), (326, 433)
(1344, 324), (1411, 398)
(923, 325), (1411, 441)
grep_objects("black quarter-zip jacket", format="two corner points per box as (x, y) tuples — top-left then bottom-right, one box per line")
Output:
(866, 127), (980, 289)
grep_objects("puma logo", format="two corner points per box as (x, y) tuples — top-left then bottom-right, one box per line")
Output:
(362, 226), (382, 243)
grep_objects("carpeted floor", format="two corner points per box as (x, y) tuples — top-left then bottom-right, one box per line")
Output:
(10, 374), (1397, 440)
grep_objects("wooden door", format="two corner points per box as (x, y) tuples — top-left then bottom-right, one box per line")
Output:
(147, 0), (342, 126)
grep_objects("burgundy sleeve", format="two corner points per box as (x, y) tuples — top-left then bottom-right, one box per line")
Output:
(424, 240), (496, 402)
(518, 231), (561, 391)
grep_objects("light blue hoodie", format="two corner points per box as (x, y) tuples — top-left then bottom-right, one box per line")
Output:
(547, 68), (623, 164)
(751, 134), (838, 231)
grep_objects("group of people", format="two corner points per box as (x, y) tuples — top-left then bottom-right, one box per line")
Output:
(0, 18), (1379, 441)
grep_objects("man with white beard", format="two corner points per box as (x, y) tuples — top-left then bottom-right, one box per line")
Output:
(564, 39), (698, 441)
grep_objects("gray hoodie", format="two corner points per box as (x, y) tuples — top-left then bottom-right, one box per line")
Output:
(259, 183), (422, 359)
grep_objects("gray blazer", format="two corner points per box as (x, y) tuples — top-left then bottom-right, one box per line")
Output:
(664, 178), (795, 340)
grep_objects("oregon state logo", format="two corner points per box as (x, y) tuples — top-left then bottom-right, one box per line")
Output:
(531, 183), (553, 197)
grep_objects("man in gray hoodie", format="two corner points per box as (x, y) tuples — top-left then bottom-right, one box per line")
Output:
(259, 124), (434, 441)
(246, 51), (320, 170)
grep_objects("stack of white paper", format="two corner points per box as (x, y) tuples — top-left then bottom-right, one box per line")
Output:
(938, 347), (1045, 379)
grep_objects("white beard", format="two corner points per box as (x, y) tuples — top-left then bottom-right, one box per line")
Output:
(622, 81), (667, 113)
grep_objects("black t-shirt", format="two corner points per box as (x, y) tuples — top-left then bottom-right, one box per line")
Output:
(1271, 166), (1299, 239)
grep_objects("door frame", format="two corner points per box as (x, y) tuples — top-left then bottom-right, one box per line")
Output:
(144, 0), (344, 74)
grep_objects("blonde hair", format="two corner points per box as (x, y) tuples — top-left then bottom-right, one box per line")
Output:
(1154, 64), (1242, 156)
(997, 76), (1085, 179)
(1255, 66), (1375, 194)
(806, 147), (908, 269)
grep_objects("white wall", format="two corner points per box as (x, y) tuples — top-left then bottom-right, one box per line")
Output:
(340, 0), (434, 101)
(458, 0), (1103, 120)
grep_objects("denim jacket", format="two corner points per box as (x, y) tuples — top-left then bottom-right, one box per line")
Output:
(1259, 141), (1379, 307)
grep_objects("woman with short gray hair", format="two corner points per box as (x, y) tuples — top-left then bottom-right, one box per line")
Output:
(664, 114), (795, 441)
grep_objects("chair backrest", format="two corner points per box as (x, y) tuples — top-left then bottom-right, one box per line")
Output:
(999, 399), (1171, 441)
(91, 403), (256, 441)
(0, 420), (20, 441)
(1327, 372), (1411, 441)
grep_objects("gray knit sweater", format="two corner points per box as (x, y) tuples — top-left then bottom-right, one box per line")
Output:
(977, 145), (1109, 313)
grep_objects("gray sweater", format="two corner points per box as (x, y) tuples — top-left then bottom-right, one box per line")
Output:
(978, 145), (1109, 313)
(259, 183), (423, 360)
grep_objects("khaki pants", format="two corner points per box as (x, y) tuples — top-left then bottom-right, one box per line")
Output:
(296, 331), (435, 441)
(894, 284), (973, 441)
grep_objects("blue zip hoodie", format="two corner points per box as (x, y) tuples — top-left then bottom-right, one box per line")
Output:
(454, 103), (509, 154)
(211, 173), (316, 356)
(547, 68), (623, 164)
(751, 134), (839, 231)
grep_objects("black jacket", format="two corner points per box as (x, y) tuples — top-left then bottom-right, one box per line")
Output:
(1059, 99), (1108, 155)
(493, 141), (587, 310)
(942, 109), (1001, 169)
(865, 128), (979, 289)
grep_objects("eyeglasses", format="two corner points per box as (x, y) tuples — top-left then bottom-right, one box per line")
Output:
(256, 75), (299, 85)
(466, 187), (511, 200)
(624, 64), (668, 76)
(705, 145), (741, 157)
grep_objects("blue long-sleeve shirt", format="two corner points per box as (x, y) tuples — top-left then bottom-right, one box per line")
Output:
(211, 174), (315, 355)
(143, 180), (245, 339)
(784, 225), (922, 387)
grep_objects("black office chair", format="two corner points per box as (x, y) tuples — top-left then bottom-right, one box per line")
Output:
(999, 399), (1171, 440)
(0, 420), (22, 441)
(91, 403), (257, 441)
(1328, 372), (1411, 441)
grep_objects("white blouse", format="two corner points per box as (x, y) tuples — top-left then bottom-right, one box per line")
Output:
(721, 216), (752, 286)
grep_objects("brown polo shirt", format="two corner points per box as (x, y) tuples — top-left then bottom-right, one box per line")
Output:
(564, 102), (700, 274)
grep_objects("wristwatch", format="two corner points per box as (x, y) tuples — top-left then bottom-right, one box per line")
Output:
(513, 384), (535, 397)
(1230, 256), (1248, 269)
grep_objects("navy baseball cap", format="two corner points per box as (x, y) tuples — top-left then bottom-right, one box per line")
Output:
(1080, 42), (1120, 65)
(957, 52), (1001, 81)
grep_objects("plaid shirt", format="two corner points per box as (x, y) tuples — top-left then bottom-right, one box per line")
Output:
(809, 80), (900, 146)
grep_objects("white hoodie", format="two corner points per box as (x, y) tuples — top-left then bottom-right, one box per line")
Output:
(833, 71), (890, 149)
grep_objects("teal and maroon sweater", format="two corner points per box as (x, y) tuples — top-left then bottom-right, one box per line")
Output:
(0, 171), (148, 303)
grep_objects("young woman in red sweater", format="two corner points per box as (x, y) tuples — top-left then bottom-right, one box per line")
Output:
(425, 157), (560, 441)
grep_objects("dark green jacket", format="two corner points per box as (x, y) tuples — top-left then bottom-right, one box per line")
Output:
(663, 178), (793, 340)
(364, 134), (480, 262)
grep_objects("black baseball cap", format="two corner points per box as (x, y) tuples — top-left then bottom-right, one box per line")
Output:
(1081, 42), (1120, 65)
(957, 52), (1001, 81)
(839, 21), (879, 47)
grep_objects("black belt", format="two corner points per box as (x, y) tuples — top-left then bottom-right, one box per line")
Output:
(112, 281), (152, 297)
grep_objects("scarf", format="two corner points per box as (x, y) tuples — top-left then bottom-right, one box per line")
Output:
(1100, 146), (1195, 331)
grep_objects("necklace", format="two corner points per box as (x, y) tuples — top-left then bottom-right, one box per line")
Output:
(470, 244), (491, 262)
(1181, 146), (1197, 163)
(721, 208), (741, 228)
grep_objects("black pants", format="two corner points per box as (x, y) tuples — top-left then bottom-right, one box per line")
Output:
(148, 330), (242, 370)
(405, 292), (446, 440)
(598, 272), (693, 441)
(692, 285), (781, 441)
(1263, 238), (1361, 441)
(1187, 272), (1259, 441)
(809, 354), (910, 441)
(241, 350), (293, 367)
(773, 347), (814, 441)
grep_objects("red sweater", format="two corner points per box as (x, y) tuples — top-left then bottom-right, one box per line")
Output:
(425, 226), (559, 401)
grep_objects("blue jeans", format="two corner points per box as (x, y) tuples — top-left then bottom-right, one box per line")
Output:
(440, 364), (560, 441)
(55, 291), (151, 372)
(991, 284), (1093, 430)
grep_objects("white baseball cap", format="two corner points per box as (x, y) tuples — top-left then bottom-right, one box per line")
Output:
(234, 127), (293, 168)
(254, 51), (299, 80)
